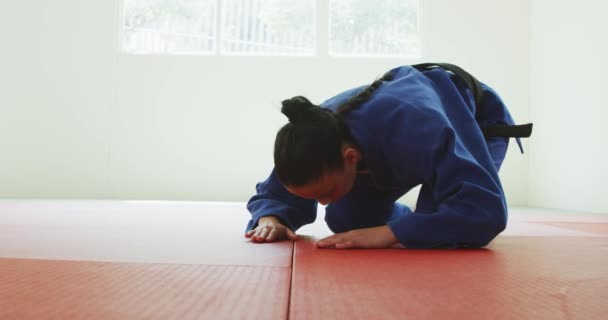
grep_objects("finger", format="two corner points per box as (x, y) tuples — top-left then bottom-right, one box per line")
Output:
(266, 228), (279, 242)
(391, 242), (406, 249)
(317, 237), (332, 247)
(335, 241), (355, 249)
(286, 229), (297, 240)
(253, 228), (266, 243)
(317, 234), (342, 247)
(257, 228), (270, 242)
(260, 227), (269, 238)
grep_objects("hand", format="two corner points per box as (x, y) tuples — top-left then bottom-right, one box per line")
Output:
(316, 225), (399, 249)
(245, 216), (297, 243)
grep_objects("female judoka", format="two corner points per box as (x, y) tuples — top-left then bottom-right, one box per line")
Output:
(244, 63), (532, 249)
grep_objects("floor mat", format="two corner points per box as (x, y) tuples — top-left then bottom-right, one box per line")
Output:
(0, 258), (290, 320)
(290, 236), (608, 319)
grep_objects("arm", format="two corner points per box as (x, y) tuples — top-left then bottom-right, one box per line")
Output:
(245, 168), (318, 241)
(384, 104), (507, 248)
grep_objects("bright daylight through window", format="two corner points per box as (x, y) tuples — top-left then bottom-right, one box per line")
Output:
(122, 0), (420, 57)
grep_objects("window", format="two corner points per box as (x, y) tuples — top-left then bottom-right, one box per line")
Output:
(123, 0), (218, 54)
(221, 0), (314, 55)
(329, 0), (420, 57)
(122, 0), (420, 57)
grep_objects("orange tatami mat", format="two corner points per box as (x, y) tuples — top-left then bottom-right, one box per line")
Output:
(0, 200), (292, 266)
(530, 222), (608, 236)
(2, 201), (608, 319)
(290, 209), (608, 320)
(0, 200), (292, 320)
(290, 236), (608, 320)
(0, 259), (289, 320)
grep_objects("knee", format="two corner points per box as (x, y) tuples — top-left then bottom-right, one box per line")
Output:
(324, 204), (392, 234)
(486, 137), (509, 171)
(324, 207), (351, 234)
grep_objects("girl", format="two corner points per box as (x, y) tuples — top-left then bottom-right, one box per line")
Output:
(244, 63), (532, 249)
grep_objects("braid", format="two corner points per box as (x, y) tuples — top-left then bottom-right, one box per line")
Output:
(335, 70), (395, 116)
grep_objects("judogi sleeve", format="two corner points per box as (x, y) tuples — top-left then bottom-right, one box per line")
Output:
(384, 103), (507, 248)
(246, 169), (318, 232)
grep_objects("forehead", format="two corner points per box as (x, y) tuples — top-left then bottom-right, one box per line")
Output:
(287, 174), (335, 197)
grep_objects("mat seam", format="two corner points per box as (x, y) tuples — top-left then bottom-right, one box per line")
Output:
(286, 240), (296, 320)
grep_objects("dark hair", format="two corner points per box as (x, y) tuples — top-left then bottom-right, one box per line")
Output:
(274, 71), (395, 186)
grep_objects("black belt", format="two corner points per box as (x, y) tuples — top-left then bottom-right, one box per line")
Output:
(412, 62), (533, 139)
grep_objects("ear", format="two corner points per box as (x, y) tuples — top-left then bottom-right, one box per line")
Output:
(343, 147), (360, 165)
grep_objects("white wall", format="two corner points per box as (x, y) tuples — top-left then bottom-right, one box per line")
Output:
(0, 0), (530, 205)
(529, 0), (608, 213)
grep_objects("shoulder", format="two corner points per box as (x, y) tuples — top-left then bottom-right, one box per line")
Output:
(318, 65), (423, 112)
(319, 85), (366, 112)
(360, 77), (449, 135)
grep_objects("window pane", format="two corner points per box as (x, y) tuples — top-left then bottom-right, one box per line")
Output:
(329, 0), (420, 57)
(221, 0), (314, 55)
(123, 0), (217, 54)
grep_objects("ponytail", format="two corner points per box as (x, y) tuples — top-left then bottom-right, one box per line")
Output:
(336, 70), (395, 116)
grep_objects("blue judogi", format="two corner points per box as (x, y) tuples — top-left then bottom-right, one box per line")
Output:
(246, 65), (521, 248)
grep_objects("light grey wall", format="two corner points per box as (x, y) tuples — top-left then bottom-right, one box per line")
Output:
(0, 0), (530, 205)
(529, 0), (608, 213)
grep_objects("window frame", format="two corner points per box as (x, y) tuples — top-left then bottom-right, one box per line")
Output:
(118, 0), (422, 58)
